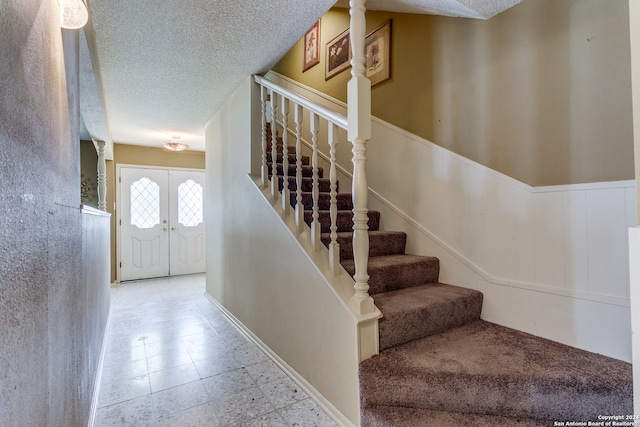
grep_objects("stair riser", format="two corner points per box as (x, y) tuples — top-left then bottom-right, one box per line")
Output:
(321, 231), (406, 261)
(266, 153), (310, 165)
(290, 192), (353, 211)
(304, 211), (380, 233)
(278, 176), (335, 193)
(342, 257), (439, 294)
(268, 163), (322, 178)
(266, 143), (295, 155)
(377, 289), (483, 350)
(360, 373), (633, 422)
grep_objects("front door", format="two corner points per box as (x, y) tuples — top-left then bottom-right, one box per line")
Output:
(119, 167), (205, 281)
(168, 169), (206, 276)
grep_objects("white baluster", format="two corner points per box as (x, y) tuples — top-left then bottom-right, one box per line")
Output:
(281, 95), (290, 213)
(328, 123), (340, 275)
(294, 104), (305, 232)
(348, 0), (374, 314)
(270, 90), (279, 200)
(310, 112), (321, 251)
(96, 140), (107, 211)
(261, 85), (269, 188)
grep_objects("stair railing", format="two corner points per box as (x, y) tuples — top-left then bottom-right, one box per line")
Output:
(255, 74), (374, 315)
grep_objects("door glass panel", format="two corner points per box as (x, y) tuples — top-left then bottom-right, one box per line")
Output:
(130, 177), (160, 229)
(178, 179), (203, 227)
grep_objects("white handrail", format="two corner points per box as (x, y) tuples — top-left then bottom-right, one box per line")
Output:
(255, 75), (348, 130)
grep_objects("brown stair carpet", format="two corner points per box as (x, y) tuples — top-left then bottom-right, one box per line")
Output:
(265, 131), (633, 426)
(321, 230), (407, 261)
(360, 320), (632, 423)
(373, 283), (483, 351)
(361, 406), (552, 427)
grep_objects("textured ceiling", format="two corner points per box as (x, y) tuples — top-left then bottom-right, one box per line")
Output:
(334, 0), (522, 19)
(80, 0), (522, 153)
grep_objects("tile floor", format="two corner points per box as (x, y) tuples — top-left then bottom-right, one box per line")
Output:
(94, 274), (339, 427)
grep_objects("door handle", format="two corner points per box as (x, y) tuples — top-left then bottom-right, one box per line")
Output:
(171, 227), (177, 231)
(162, 227), (168, 231)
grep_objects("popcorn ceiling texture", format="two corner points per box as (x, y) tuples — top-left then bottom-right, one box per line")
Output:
(82, 0), (521, 151)
(333, 0), (522, 19)
(85, 0), (336, 150)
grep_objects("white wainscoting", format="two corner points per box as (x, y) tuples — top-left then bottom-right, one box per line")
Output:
(628, 228), (640, 414)
(265, 71), (635, 362)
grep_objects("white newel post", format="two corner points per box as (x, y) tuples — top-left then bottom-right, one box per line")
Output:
(96, 140), (107, 211)
(348, 0), (374, 314)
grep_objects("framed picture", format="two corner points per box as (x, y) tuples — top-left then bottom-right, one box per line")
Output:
(325, 27), (351, 80)
(365, 20), (392, 86)
(303, 20), (320, 72)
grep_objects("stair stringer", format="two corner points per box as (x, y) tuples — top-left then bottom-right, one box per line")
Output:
(253, 174), (381, 353)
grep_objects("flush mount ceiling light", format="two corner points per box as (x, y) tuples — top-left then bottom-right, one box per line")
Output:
(163, 136), (189, 151)
(58, 0), (89, 30)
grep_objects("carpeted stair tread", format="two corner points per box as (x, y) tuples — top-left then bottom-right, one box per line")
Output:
(278, 176), (335, 193)
(320, 231), (407, 260)
(265, 142), (295, 154)
(341, 254), (439, 295)
(266, 152), (310, 165)
(304, 210), (380, 233)
(361, 405), (551, 427)
(267, 162), (322, 178)
(359, 320), (633, 421)
(374, 283), (483, 350)
(291, 192), (353, 211)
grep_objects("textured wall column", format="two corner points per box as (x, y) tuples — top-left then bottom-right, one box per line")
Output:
(0, 1), (110, 425)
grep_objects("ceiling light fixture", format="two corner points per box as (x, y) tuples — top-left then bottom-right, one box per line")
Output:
(58, 0), (89, 30)
(163, 136), (189, 152)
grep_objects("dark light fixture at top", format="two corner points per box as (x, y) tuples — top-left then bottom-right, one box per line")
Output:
(164, 136), (189, 152)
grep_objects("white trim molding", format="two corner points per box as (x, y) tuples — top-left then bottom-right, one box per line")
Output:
(204, 293), (355, 427)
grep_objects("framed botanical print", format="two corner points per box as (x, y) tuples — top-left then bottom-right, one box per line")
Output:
(325, 27), (351, 80)
(365, 20), (391, 86)
(303, 20), (320, 72)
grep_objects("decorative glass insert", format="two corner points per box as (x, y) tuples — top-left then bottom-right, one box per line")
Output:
(178, 179), (203, 227)
(130, 177), (160, 229)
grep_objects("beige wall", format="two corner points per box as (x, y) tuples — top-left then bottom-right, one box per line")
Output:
(272, 0), (633, 186)
(106, 144), (205, 282)
(205, 78), (360, 425)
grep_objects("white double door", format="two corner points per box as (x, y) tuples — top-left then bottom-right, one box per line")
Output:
(119, 167), (206, 281)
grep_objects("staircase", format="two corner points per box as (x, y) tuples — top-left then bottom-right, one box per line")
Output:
(267, 134), (634, 426)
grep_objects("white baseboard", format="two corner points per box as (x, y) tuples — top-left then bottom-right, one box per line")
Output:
(87, 304), (112, 427)
(204, 292), (356, 427)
